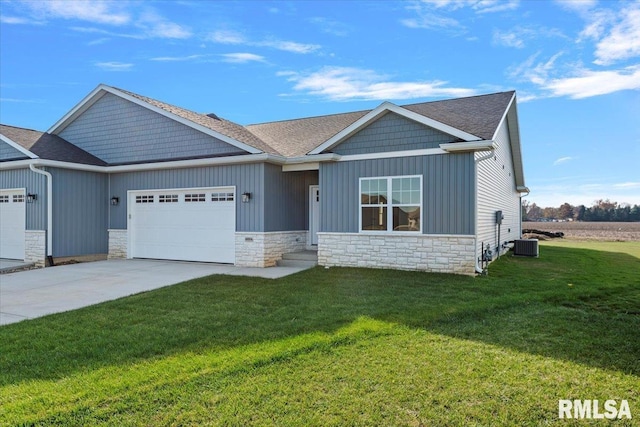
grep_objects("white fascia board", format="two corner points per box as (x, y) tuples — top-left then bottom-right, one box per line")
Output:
(516, 186), (530, 193)
(0, 153), (279, 173)
(309, 101), (481, 155)
(0, 134), (38, 159)
(282, 162), (320, 172)
(338, 148), (446, 162)
(48, 84), (263, 155)
(491, 92), (516, 141)
(439, 140), (496, 152)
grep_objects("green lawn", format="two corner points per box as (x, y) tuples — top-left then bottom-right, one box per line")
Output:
(1, 243), (639, 426)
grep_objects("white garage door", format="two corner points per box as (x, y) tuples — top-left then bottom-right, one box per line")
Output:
(129, 187), (236, 263)
(0, 188), (26, 260)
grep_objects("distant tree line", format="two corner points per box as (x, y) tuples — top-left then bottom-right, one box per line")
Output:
(522, 199), (640, 222)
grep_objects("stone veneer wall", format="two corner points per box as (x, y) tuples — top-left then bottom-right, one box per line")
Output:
(108, 229), (128, 259)
(25, 230), (46, 267)
(235, 231), (307, 267)
(318, 232), (476, 275)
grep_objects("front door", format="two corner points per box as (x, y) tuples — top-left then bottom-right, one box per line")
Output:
(309, 185), (320, 245)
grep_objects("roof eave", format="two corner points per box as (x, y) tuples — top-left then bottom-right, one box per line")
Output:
(0, 134), (39, 159)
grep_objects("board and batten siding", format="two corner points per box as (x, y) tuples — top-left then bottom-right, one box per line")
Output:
(331, 112), (457, 156)
(108, 163), (264, 232)
(0, 142), (28, 161)
(47, 168), (108, 257)
(0, 168), (47, 230)
(263, 164), (318, 232)
(59, 93), (246, 164)
(320, 154), (475, 235)
(476, 118), (521, 260)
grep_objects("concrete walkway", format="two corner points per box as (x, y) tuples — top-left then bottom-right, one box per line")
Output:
(0, 259), (311, 326)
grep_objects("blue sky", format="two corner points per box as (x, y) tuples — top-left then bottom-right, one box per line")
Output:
(1, 0), (639, 208)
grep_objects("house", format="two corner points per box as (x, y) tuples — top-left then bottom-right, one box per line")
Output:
(0, 84), (528, 274)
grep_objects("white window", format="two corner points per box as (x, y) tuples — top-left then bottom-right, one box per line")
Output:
(360, 175), (422, 233)
(211, 192), (234, 202)
(13, 194), (25, 203)
(0, 195), (8, 203)
(159, 194), (178, 203)
(185, 193), (206, 202)
(135, 195), (154, 203)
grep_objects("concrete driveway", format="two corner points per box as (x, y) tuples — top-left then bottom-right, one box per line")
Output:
(0, 259), (309, 325)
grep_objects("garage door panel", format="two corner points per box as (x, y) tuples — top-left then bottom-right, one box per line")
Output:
(0, 189), (26, 260)
(130, 188), (236, 263)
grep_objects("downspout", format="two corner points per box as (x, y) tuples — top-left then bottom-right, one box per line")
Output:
(474, 149), (495, 274)
(29, 164), (54, 266)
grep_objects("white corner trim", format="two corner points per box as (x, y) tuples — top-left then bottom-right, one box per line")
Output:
(47, 84), (263, 155)
(309, 101), (481, 155)
(0, 134), (38, 159)
(440, 140), (496, 152)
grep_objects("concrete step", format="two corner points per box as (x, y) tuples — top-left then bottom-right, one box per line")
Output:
(281, 250), (318, 261)
(277, 250), (318, 268)
(276, 259), (317, 268)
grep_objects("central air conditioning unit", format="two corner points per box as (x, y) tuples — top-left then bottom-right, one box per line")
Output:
(514, 239), (539, 257)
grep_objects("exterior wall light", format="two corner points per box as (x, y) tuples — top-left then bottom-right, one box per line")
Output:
(27, 193), (37, 203)
(241, 192), (251, 203)
(110, 197), (120, 206)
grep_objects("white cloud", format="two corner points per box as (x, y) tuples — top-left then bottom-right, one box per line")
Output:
(280, 66), (476, 101)
(150, 54), (208, 62)
(493, 26), (567, 49)
(137, 11), (191, 39)
(207, 30), (320, 54)
(420, 0), (519, 13)
(526, 180), (640, 207)
(614, 182), (640, 189)
(309, 17), (350, 37)
(544, 65), (640, 98)
(220, 53), (266, 63)
(0, 16), (32, 24)
(207, 30), (247, 44)
(493, 30), (526, 48)
(23, 0), (131, 25)
(553, 157), (573, 166)
(593, 7), (640, 65)
(95, 61), (133, 71)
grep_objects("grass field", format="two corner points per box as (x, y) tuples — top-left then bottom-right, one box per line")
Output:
(1, 242), (639, 426)
(523, 221), (640, 241)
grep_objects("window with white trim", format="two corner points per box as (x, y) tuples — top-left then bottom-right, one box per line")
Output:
(360, 175), (421, 232)
(185, 193), (206, 202)
(135, 195), (154, 203)
(211, 192), (234, 202)
(158, 194), (178, 203)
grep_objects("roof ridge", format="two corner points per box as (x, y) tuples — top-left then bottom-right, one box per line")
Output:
(0, 123), (44, 134)
(246, 108), (372, 127)
(400, 90), (515, 108)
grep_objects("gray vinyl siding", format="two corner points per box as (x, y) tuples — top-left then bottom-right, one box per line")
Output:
(108, 163), (264, 232)
(59, 93), (246, 164)
(476, 119), (521, 260)
(331, 112), (456, 155)
(0, 142), (28, 161)
(0, 168), (47, 230)
(320, 154), (474, 234)
(49, 168), (108, 257)
(263, 164), (318, 232)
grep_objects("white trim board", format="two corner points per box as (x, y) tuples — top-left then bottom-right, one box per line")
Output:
(0, 135), (38, 159)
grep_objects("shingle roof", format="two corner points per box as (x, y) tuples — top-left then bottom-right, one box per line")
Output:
(247, 91), (514, 156)
(113, 87), (280, 155)
(0, 124), (107, 166)
(402, 91), (514, 140)
(246, 110), (369, 157)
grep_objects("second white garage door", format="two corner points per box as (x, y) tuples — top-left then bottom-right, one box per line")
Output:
(0, 188), (26, 260)
(129, 187), (236, 263)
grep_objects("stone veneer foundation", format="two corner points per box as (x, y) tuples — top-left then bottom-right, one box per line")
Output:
(318, 232), (476, 275)
(235, 231), (307, 267)
(108, 229), (308, 267)
(108, 229), (128, 259)
(25, 230), (46, 267)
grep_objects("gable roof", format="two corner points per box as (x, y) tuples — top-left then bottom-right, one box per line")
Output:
(48, 84), (272, 156)
(0, 124), (106, 166)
